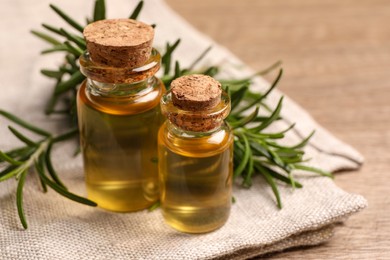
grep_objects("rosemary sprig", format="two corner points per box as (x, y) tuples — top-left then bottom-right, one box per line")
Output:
(0, 0), (332, 228)
(0, 110), (96, 229)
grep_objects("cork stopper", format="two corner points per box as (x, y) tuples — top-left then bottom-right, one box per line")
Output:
(83, 19), (154, 68)
(171, 74), (222, 111)
(163, 75), (229, 132)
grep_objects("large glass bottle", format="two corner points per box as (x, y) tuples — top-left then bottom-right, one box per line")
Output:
(158, 75), (233, 233)
(77, 19), (164, 212)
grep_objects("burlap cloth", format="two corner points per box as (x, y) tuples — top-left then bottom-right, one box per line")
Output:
(0, 0), (367, 259)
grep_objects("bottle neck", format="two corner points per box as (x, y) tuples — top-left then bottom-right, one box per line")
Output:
(166, 119), (225, 138)
(87, 77), (156, 97)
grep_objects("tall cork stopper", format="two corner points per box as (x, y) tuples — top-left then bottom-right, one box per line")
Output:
(83, 19), (154, 68)
(164, 74), (229, 132)
(171, 74), (222, 111)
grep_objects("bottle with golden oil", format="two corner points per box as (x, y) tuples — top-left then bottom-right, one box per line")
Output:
(158, 74), (233, 233)
(77, 19), (165, 212)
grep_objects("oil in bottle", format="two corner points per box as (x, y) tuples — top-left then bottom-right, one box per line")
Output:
(158, 74), (233, 233)
(77, 19), (164, 212)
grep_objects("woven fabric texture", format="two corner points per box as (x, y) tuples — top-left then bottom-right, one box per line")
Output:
(0, 0), (367, 259)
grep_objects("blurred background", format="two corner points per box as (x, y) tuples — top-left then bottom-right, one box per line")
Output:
(166, 0), (389, 259)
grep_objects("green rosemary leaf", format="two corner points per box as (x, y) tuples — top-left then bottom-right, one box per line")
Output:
(64, 41), (83, 56)
(45, 143), (67, 189)
(243, 150), (254, 187)
(8, 126), (36, 147)
(202, 66), (219, 77)
(35, 158), (48, 193)
(38, 168), (97, 206)
(290, 130), (315, 149)
(52, 129), (78, 143)
(234, 134), (250, 178)
(0, 147), (32, 162)
(93, 0), (106, 21)
(229, 106), (259, 129)
(42, 23), (63, 36)
(253, 160), (302, 188)
(148, 201), (160, 212)
(0, 165), (23, 182)
(254, 60), (282, 76)
(235, 69), (283, 115)
(0, 151), (23, 166)
(255, 164), (282, 208)
(16, 170), (28, 229)
(54, 71), (85, 95)
(49, 4), (84, 33)
(249, 96), (284, 132)
(162, 39), (181, 75)
(30, 30), (61, 46)
(65, 54), (78, 69)
(174, 61), (181, 79)
(230, 85), (249, 111)
(188, 45), (212, 71)
(60, 29), (87, 49)
(41, 44), (69, 54)
(0, 165), (18, 178)
(292, 164), (333, 178)
(129, 0), (144, 20)
(41, 69), (63, 79)
(232, 196), (236, 203)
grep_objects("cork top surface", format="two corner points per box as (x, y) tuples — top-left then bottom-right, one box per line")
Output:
(83, 19), (154, 47)
(171, 74), (222, 111)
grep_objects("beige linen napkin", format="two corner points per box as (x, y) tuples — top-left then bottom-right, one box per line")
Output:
(0, 0), (367, 259)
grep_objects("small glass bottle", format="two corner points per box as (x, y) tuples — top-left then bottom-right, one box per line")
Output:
(77, 19), (164, 212)
(158, 74), (233, 233)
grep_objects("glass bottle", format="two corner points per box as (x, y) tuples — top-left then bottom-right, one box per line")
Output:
(158, 74), (233, 233)
(77, 19), (164, 212)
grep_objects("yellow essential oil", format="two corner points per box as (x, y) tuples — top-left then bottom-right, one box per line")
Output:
(77, 19), (164, 212)
(158, 75), (233, 233)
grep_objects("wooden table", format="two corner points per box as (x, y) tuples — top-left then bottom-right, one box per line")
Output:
(166, 0), (390, 258)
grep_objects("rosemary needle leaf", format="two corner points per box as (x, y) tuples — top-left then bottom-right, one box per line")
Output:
(35, 159), (48, 193)
(293, 164), (333, 178)
(230, 106), (259, 129)
(54, 71), (85, 95)
(64, 41), (83, 56)
(30, 30), (61, 46)
(202, 66), (219, 77)
(290, 130), (315, 149)
(188, 45), (212, 71)
(0, 151), (23, 166)
(8, 126), (36, 147)
(38, 168), (97, 206)
(60, 29), (86, 49)
(45, 144), (67, 189)
(162, 39), (181, 75)
(256, 163), (303, 188)
(255, 164), (282, 208)
(148, 201), (160, 212)
(243, 151), (254, 188)
(49, 4), (84, 33)
(235, 69), (283, 115)
(93, 0), (106, 21)
(0, 110), (51, 137)
(0, 165), (18, 178)
(41, 45), (69, 54)
(41, 69), (63, 79)
(16, 170), (28, 229)
(129, 0), (144, 20)
(249, 96), (284, 132)
(255, 60), (282, 76)
(234, 134), (250, 178)
(230, 85), (249, 111)
(42, 23), (63, 36)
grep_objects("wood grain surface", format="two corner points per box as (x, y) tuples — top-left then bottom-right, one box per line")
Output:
(166, 0), (390, 259)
